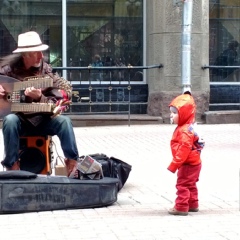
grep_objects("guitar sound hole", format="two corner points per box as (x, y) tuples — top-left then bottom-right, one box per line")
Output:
(6, 94), (11, 101)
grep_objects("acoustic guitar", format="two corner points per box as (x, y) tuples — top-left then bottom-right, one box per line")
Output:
(0, 75), (54, 119)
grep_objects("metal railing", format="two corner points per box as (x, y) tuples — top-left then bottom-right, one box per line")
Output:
(52, 64), (163, 125)
(202, 65), (240, 70)
(53, 64), (163, 72)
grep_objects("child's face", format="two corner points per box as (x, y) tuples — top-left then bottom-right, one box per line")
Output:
(170, 110), (179, 124)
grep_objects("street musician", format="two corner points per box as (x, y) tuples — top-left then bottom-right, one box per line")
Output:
(0, 31), (79, 176)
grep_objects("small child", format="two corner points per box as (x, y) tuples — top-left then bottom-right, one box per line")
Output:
(167, 92), (204, 216)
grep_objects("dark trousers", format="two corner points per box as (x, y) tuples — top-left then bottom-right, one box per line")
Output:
(2, 114), (79, 168)
(175, 163), (202, 212)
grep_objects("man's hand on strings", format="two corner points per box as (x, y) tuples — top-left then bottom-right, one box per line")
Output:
(24, 86), (42, 101)
(0, 85), (6, 99)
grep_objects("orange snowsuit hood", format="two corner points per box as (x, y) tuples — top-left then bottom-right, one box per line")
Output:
(169, 93), (196, 126)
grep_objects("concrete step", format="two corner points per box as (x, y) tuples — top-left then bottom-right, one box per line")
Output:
(68, 114), (163, 127)
(204, 110), (240, 124)
(1, 111), (239, 127)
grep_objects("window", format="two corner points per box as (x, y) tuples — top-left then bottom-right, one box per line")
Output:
(66, 0), (143, 82)
(209, 0), (240, 82)
(0, 0), (144, 82)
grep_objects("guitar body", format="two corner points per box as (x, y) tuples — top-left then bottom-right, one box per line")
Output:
(0, 75), (19, 119)
(0, 75), (54, 119)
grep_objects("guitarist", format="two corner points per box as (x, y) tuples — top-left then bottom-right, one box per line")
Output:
(0, 31), (79, 177)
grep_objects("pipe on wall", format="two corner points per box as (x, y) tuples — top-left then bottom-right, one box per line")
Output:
(181, 0), (193, 93)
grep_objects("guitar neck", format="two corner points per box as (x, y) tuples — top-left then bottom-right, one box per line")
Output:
(11, 103), (53, 113)
(13, 77), (53, 91)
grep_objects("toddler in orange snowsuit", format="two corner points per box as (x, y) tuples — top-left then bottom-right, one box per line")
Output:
(168, 92), (204, 216)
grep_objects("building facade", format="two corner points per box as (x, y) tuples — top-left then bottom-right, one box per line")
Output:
(146, 0), (210, 122)
(0, 0), (239, 121)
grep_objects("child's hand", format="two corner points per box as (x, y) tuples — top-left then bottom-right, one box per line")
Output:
(167, 164), (177, 173)
(167, 168), (175, 173)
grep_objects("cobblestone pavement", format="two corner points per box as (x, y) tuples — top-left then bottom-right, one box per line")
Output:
(0, 123), (240, 240)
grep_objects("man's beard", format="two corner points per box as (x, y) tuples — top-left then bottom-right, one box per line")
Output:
(29, 61), (42, 73)
(33, 62), (41, 68)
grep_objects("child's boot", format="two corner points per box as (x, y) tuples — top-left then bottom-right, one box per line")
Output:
(168, 207), (188, 216)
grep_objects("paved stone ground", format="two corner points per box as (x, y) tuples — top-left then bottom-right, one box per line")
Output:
(0, 123), (240, 240)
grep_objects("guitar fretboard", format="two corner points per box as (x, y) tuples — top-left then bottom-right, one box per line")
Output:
(13, 76), (53, 91)
(11, 103), (53, 113)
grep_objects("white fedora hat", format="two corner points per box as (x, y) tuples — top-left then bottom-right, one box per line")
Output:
(12, 31), (49, 53)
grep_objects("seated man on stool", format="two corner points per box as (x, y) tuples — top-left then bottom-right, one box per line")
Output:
(0, 31), (79, 177)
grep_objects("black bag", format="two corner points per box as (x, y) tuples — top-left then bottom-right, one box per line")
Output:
(82, 153), (132, 191)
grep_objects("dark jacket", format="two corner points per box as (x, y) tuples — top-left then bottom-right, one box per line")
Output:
(0, 56), (72, 127)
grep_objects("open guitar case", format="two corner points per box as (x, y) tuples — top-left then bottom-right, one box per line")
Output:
(0, 171), (119, 214)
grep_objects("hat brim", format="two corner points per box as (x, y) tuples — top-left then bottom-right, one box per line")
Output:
(12, 44), (49, 53)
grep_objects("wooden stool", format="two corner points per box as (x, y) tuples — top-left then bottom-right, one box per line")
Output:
(19, 135), (53, 175)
